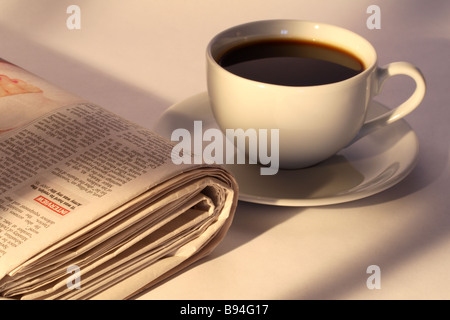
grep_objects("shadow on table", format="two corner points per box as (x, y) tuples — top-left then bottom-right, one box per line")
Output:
(280, 143), (449, 299)
(211, 201), (303, 258)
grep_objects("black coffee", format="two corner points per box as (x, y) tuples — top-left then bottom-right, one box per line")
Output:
(218, 39), (364, 86)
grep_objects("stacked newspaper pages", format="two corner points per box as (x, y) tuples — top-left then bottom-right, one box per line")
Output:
(0, 60), (238, 299)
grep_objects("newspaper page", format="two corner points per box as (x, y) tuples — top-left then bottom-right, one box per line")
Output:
(0, 59), (238, 299)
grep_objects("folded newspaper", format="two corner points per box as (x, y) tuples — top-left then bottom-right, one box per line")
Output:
(0, 59), (238, 299)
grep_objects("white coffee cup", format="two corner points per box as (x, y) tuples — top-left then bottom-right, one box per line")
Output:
(206, 20), (426, 169)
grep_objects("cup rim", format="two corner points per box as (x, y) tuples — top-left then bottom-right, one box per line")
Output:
(206, 19), (378, 88)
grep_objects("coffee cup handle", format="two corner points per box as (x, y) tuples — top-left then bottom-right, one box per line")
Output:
(352, 61), (426, 143)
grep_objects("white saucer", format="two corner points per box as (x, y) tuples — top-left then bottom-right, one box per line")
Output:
(154, 92), (419, 206)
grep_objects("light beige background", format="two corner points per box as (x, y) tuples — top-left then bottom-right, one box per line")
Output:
(0, 0), (449, 299)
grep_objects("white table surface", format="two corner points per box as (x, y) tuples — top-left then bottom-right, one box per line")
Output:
(0, 0), (448, 300)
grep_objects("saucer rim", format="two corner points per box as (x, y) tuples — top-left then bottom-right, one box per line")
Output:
(234, 153), (419, 206)
(155, 92), (419, 207)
